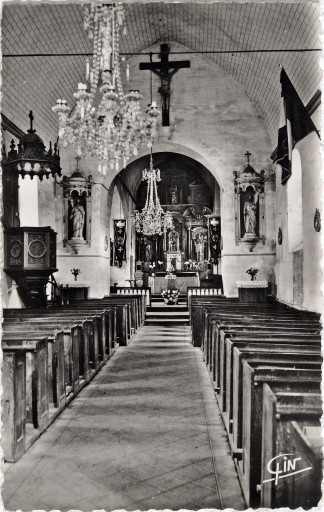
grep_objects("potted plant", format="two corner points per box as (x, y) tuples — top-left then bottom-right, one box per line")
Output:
(71, 268), (80, 281)
(161, 288), (180, 305)
(246, 267), (259, 281)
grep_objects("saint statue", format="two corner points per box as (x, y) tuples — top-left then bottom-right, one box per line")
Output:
(194, 233), (207, 262)
(145, 240), (153, 262)
(169, 183), (179, 205)
(70, 198), (85, 238)
(168, 230), (179, 252)
(243, 192), (258, 236)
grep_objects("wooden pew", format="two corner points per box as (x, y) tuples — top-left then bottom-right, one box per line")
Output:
(214, 321), (320, 391)
(218, 334), (321, 438)
(188, 297), (322, 508)
(192, 299), (319, 348)
(261, 386), (322, 509)
(217, 330), (320, 404)
(67, 300), (130, 345)
(2, 348), (26, 462)
(220, 330), (321, 407)
(3, 330), (65, 411)
(3, 337), (49, 432)
(1, 294), (137, 463)
(114, 287), (151, 320)
(238, 363), (321, 506)
(5, 305), (117, 358)
(4, 320), (87, 393)
(207, 320), (319, 385)
(231, 346), (322, 454)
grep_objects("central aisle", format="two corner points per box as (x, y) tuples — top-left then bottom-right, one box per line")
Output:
(3, 323), (245, 512)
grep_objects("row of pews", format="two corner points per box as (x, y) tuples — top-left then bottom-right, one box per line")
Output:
(2, 294), (146, 463)
(189, 294), (322, 509)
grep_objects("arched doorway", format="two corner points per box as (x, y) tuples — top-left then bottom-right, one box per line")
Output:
(120, 152), (221, 284)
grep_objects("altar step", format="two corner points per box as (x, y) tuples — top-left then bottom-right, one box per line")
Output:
(150, 298), (187, 305)
(145, 317), (190, 326)
(147, 304), (188, 312)
(145, 296), (190, 326)
(150, 294), (187, 304)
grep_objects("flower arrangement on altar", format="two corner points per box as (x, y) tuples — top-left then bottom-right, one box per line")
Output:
(161, 289), (180, 304)
(183, 259), (197, 270)
(246, 267), (259, 281)
(157, 260), (164, 271)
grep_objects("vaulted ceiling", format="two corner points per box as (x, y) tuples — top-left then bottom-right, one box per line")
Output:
(2, 2), (321, 147)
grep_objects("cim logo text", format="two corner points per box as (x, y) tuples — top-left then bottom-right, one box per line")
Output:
(263, 453), (313, 486)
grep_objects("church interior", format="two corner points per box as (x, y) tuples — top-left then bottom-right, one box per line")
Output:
(1, 2), (323, 511)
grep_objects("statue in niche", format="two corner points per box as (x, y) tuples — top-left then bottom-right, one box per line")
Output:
(70, 198), (85, 238)
(168, 230), (179, 252)
(145, 239), (153, 263)
(169, 183), (179, 204)
(194, 232), (207, 262)
(243, 192), (258, 236)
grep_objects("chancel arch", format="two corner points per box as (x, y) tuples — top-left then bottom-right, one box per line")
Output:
(117, 151), (221, 291)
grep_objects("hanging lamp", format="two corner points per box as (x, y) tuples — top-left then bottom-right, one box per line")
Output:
(52, 3), (159, 174)
(132, 149), (173, 236)
(2, 111), (61, 181)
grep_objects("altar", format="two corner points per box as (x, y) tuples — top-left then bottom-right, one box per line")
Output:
(153, 271), (199, 294)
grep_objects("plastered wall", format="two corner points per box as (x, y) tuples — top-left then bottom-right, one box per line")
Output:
(4, 41), (321, 312)
(122, 43), (276, 296)
(275, 108), (322, 313)
(50, 150), (111, 298)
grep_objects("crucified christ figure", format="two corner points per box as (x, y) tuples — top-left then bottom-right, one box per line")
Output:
(140, 44), (190, 126)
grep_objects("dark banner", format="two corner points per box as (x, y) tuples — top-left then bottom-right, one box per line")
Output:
(114, 219), (126, 268)
(209, 221), (221, 263)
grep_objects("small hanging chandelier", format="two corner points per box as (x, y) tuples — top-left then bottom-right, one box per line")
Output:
(132, 150), (173, 236)
(2, 111), (61, 181)
(52, 3), (159, 174)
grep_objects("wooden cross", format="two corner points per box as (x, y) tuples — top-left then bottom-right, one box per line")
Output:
(245, 151), (252, 165)
(140, 44), (190, 126)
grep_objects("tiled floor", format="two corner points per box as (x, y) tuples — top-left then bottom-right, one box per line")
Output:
(3, 324), (245, 512)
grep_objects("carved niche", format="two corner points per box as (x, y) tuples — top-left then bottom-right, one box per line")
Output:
(62, 171), (92, 253)
(233, 158), (267, 251)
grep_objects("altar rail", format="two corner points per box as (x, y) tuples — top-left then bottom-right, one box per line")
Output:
(187, 284), (223, 302)
(114, 287), (151, 306)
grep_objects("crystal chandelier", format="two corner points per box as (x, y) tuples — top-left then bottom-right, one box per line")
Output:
(132, 152), (173, 236)
(52, 3), (159, 173)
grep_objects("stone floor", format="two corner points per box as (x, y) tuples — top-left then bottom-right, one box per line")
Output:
(3, 324), (245, 512)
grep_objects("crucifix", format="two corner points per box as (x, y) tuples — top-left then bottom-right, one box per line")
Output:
(245, 151), (252, 165)
(140, 43), (190, 126)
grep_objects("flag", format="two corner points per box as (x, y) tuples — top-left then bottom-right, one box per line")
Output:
(274, 68), (319, 184)
(209, 219), (221, 263)
(114, 219), (126, 267)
